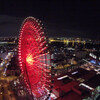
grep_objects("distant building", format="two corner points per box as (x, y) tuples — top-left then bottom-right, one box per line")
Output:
(89, 51), (100, 66)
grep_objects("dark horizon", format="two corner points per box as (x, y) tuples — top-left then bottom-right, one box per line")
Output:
(0, 1), (100, 39)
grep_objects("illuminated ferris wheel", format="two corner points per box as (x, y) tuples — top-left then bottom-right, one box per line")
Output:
(18, 17), (53, 99)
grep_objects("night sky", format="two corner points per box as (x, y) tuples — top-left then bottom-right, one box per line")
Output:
(0, 1), (100, 39)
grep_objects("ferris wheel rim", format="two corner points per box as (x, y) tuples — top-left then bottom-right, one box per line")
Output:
(18, 17), (52, 99)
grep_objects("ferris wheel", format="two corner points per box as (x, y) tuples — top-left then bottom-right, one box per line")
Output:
(18, 17), (53, 99)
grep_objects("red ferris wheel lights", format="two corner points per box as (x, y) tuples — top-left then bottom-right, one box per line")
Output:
(33, 53), (48, 59)
(18, 17), (53, 99)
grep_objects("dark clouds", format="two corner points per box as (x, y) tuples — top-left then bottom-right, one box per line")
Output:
(0, 1), (100, 39)
(0, 15), (23, 37)
(0, 15), (99, 39)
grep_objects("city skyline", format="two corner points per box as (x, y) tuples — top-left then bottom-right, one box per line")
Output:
(0, 16), (100, 99)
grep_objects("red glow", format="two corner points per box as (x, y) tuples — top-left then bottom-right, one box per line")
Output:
(18, 17), (51, 98)
(26, 54), (34, 65)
